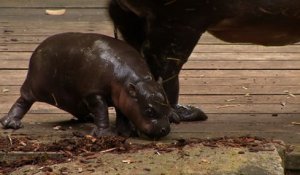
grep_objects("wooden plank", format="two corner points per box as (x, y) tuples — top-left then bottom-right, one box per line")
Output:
(0, 20), (113, 27)
(0, 52), (299, 63)
(4, 58), (300, 70)
(1, 21), (298, 47)
(179, 95), (299, 104)
(1, 83), (300, 96)
(199, 33), (300, 45)
(0, 59), (28, 69)
(0, 15), (110, 22)
(183, 60), (300, 70)
(0, 10), (110, 22)
(193, 44), (300, 53)
(1, 92), (300, 114)
(170, 113), (300, 145)
(1, 101), (300, 114)
(0, 99), (63, 114)
(0, 31), (298, 45)
(189, 52), (300, 61)
(1, 69), (300, 86)
(1, 114), (298, 146)
(0, 42), (299, 53)
(0, 0), (110, 8)
(2, 70), (300, 85)
(187, 103), (300, 114)
(2, 94), (299, 109)
(0, 25), (114, 34)
(180, 77), (300, 86)
(173, 118), (300, 133)
(0, 30), (114, 38)
(0, 70), (300, 87)
(178, 85), (300, 95)
(0, 36), (43, 44)
(0, 52), (31, 60)
(181, 70), (300, 78)
(0, 43), (36, 52)
(5, 113), (298, 124)
(0, 29), (110, 37)
(0, 9), (108, 16)
(0, 70), (27, 85)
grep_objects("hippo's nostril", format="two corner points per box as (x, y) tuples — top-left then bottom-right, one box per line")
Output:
(161, 128), (167, 134)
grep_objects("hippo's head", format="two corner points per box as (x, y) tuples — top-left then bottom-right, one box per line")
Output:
(119, 76), (172, 139)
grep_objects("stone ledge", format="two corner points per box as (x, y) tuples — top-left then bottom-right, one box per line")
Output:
(9, 144), (285, 175)
(285, 145), (300, 171)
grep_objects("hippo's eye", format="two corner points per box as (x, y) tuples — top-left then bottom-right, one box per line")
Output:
(145, 107), (157, 118)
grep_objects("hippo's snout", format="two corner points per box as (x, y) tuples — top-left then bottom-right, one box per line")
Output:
(160, 127), (170, 136)
(143, 119), (170, 139)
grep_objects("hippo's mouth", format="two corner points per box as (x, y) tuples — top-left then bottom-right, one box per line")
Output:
(136, 122), (170, 140)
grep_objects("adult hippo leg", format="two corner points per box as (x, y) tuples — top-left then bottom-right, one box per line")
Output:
(0, 96), (33, 129)
(85, 95), (114, 137)
(149, 57), (208, 122)
(109, 0), (210, 121)
(162, 69), (208, 122)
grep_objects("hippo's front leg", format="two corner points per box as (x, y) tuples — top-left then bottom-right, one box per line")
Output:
(115, 109), (139, 137)
(85, 95), (115, 137)
(160, 60), (207, 121)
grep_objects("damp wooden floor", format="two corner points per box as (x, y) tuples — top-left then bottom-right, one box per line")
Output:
(0, 0), (299, 146)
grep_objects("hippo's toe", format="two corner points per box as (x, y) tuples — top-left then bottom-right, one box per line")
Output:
(174, 104), (208, 121)
(91, 127), (116, 137)
(0, 115), (23, 129)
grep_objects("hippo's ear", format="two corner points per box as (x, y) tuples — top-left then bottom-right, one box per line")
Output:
(128, 83), (137, 98)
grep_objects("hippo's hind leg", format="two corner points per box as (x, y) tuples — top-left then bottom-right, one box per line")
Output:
(0, 96), (34, 129)
(84, 95), (115, 137)
(115, 109), (138, 137)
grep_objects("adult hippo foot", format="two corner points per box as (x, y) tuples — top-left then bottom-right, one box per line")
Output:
(91, 127), (116, 138)
(174, 104), (208, 121)
(0, 115), (23, 129)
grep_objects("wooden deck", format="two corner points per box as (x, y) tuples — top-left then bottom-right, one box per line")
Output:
(0, 0), (299, 146)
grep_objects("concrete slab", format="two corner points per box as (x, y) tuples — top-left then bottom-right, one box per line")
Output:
(9, 145), (284, 175)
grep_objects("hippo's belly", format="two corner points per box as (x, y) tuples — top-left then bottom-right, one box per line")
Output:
(207, 18), (300, 46)
(206, 0), (300, 46)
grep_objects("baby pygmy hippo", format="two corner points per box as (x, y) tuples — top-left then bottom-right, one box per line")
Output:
(0, 32), (179, 139)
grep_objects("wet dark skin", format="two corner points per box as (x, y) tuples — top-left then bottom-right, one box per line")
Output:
(0, 32), (180, 139)
(109, 0), (300, 120)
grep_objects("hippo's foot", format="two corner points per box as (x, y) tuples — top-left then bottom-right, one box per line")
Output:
(0, 115), (23, 129)
(91, 127), (116, 137)
(174, 104), (208, 121)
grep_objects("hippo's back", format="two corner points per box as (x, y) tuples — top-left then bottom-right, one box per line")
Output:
(23, 32), (149, 110)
